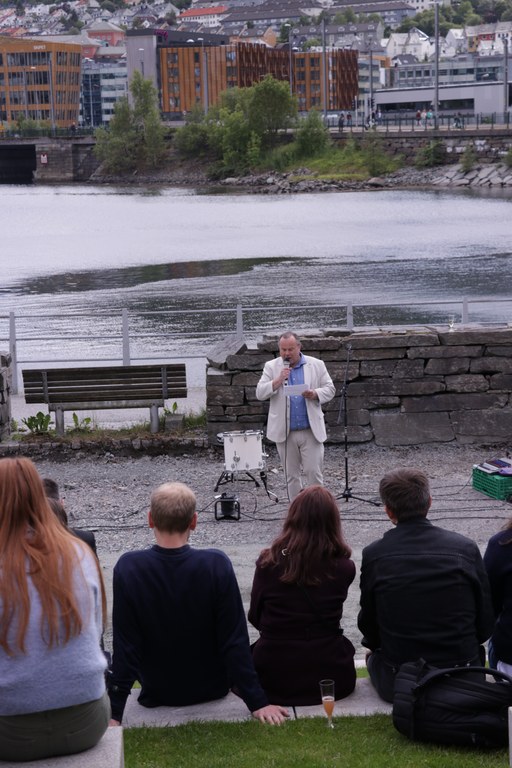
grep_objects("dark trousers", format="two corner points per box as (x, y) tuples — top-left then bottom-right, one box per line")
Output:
(366, 647), (486, 703)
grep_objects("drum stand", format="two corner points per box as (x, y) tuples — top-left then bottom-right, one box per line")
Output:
(214, 467), (278, 502)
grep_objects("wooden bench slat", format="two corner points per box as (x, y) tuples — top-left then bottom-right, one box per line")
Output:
(21, 364), (188, 436)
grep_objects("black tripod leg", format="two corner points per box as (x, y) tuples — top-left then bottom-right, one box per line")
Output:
(259, 471), (278, 503)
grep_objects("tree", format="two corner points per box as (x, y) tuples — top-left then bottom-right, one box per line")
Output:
(247, 75), (297, 147)
(94, 71), (166, 173)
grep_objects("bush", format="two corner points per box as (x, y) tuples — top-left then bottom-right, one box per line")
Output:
(504, 148), (512, 168)
(295, 110), (330, 159)
(461, 142), (477, 173)
(415, 139), (446, 167)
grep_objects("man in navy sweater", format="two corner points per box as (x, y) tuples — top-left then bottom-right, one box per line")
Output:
(108, 482), (289, 725)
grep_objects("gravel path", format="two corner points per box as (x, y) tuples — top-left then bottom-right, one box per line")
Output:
(30, 440), (512, 660)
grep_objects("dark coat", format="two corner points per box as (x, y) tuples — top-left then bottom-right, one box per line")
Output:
(248, 556), (356, 705)
(358, 517), (494, 666)
(484, 528), (512, 664)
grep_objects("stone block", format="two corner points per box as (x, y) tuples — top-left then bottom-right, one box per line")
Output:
(206, 336), (247, 368)
(439, 328), (512, 345)
(226, 353), (269, 371)
(359, 360), (396, 377)
(232, 372), (261, 386)
(348, 378), (445, 398)
(299, 336), (342, 351)
(402, 392), (507, 413)
(206, 370), (232, 386)
(425, 358), (470, 375)
(225, 405), (266, 417)
(444, 374), (488, 393)
(394, 359), (425, 378)
(487, 346), (512, 357)
(326, 362), (359, 382)
(408, 345), (483, 359)
(350, 348), (407, 361)
(206, 405), (225, 418)
(451, 409), (512, 441)
(325, 408), (370, 426)
(207, 386), (245, 406)
(470, 357), (512, 374)
(327, 424), (373, 444)
(349, 332), (439, 349)
(490, 374), (512, 390)
(371, 411), (454, 446)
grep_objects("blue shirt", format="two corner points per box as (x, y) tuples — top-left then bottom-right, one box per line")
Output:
(288, 354), (310, 431)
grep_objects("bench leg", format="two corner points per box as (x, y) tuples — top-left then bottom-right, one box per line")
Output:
(150, 405), (159, 434)
(55, 409), (65, 436)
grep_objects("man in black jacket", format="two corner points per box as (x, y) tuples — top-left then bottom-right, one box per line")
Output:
(358, 468), (494, 702)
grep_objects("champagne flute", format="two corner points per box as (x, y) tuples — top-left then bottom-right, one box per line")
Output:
(319, 679), (335, 728)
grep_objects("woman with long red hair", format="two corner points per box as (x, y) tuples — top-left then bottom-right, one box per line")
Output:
(249, 485), (356, 704)
(0, 458), (109, 762)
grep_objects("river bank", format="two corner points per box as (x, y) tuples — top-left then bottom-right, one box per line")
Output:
(91, 160), (512, 193)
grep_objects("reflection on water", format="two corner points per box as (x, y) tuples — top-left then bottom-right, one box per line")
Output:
(1, 186), (511, 367)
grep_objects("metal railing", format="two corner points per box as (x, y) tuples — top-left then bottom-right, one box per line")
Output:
(2, 298), (512, 394)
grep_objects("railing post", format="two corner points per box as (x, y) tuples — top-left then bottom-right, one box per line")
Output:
(9, 311), (18, 395)
(346, 302), (354, 330)
(462, 297), (469, 324)
(122, 308), (131, 365)
(236, 304), (244, 340)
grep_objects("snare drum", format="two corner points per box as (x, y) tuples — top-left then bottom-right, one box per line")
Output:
(221, 430), (264, 472)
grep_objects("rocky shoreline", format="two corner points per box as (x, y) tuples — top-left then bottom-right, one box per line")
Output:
(91, 161), (512, 193)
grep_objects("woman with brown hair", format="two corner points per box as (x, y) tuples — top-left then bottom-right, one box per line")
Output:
(248, 485), (356, 705)
(0, 458), (110, 762)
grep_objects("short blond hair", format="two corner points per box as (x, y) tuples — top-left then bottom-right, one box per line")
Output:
(150, 482), (196, 533)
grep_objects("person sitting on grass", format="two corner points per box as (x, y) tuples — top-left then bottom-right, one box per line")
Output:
(108, 481), (289, 726)
(248, 485), (356, 705)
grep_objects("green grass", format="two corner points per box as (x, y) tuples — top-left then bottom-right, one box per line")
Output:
(123, 716), (508, 768)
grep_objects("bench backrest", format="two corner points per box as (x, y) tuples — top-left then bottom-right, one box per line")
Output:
(22, 364), (187, 406)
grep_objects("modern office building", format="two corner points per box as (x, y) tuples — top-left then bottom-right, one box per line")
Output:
(0, 36), (81, 128)
(80, 58), (128, 127)
(126, 30), (358, 117)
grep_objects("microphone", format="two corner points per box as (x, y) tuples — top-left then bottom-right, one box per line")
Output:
(283, 357), (290, 385)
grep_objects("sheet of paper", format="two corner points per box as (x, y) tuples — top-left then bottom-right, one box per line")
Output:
(284, 384), (307, 397)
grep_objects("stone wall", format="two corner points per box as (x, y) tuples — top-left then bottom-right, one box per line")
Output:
(336, 132), (512, 165)
(206, 327), (512, 446)
(0, 353), (11, 442)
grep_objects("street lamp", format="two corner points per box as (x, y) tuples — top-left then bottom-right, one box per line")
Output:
(368, 34), (374, 119)
(197, 37), (208, 115)
(138, 48), (145, 78)
(433, 2), (439, 128)
(284, 23), (293, 96)
(48, 51), (56, 135)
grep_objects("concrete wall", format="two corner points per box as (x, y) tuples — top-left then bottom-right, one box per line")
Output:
(206, 326), (512, 446)
(0, 354), (12, 442)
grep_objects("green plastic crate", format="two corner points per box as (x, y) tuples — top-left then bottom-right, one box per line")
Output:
(472, 468), (512, 501)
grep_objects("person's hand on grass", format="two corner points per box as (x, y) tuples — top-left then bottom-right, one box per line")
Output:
(252, 704), (289, 724)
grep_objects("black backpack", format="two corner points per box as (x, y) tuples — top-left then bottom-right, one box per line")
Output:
(392, 659), (512, 748)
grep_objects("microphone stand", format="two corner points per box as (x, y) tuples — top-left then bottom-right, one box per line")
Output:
(336, 344), (381, 506)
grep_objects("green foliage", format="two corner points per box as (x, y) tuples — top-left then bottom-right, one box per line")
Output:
(123, 716), (508, 768)
(247, 75), (297, 147)
(415, 139), (446, 167)
(461, 142), (477, 172)
(94, 71), (166, 174)
(504, 148), (512, 168)
(360, 132), (398, 176)
(175, 75), (296, 177)
(22, 411), (52, 434)
(294, 110), (330, 158)
(183, 408), (207, 429)
(69, 413), (92, 433)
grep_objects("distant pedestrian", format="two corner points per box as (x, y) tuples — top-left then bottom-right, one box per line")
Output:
(415, 109), (422, 126)
(338, 111), (345, 133)
(346, 112), (352, 128)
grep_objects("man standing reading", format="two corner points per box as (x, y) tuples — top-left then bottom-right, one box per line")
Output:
(108, 482), (289, 725)
(256, 331), (335, 501)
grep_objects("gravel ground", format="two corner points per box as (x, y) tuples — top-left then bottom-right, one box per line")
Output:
(28, 439), (512, 661)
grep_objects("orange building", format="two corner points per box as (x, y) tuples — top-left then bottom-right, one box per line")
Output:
(159, 42), (358, 116)
(0, 36), (82, 128)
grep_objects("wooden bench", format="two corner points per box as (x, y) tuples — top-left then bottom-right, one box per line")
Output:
(22, 364), (187, 436)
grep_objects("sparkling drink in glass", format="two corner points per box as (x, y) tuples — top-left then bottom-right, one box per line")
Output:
(319, 679), (335, 728)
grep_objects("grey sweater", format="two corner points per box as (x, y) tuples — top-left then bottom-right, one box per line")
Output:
(0, 541), (106, 715)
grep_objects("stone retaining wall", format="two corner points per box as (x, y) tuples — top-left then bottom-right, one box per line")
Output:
(206, 327), (512, 447)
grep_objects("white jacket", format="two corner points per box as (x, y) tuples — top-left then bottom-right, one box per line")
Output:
(256, 355), (335, 444)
